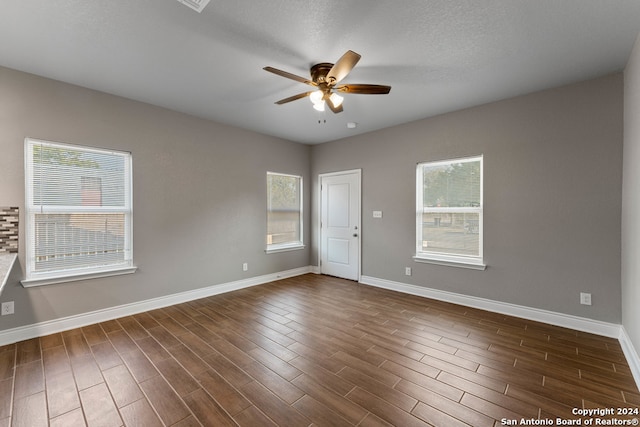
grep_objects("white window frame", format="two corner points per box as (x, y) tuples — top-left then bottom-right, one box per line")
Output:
(414, 155), (485, 270)
(22, 138), (135, 287)
(266, 171), (304, 253)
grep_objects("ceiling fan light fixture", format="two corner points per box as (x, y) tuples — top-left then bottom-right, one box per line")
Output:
(329, 92), (344, 108)
(309, 90), (324, 105)
(313, 101), (326, 112)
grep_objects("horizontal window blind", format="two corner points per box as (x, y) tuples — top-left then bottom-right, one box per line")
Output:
(25, 138), (133, 278)
(416, 156), (483, 263)
(267, 172), (302, 248)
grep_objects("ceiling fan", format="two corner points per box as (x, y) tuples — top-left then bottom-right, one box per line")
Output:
(263, 50), (391, 113)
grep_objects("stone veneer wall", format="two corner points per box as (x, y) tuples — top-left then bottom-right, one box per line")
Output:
(0, 207), (18, 253)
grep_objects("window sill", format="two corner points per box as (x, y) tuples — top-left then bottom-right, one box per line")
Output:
(265, 243), (305, 254)
(413, 254), (486, 271)
(21, 265), (137, 288)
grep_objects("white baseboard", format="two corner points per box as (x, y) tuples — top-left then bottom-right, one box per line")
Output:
(360, 275), (621, 337)
(360, 275), (640, 392)
(619, 326), (640, 390)
(0, 266), (312, 346)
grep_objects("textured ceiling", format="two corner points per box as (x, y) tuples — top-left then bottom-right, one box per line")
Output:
(1, 0), (639, 144)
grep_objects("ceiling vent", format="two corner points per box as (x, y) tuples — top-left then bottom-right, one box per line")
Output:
(176, 0), (211, 13)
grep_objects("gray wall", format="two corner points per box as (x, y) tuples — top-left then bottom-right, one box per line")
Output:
(623, 35), (640, 354)
(311, 73), (623, 323)
(0, 65), (625, 332)
(0, 66), (311, 330)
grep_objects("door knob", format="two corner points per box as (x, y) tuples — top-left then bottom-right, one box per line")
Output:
(353, 233), (358, 237)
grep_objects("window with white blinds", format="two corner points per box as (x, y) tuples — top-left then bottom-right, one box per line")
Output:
(266, 172), (304, 252)
(415, 155), (485, 269)
(24, 138), (134, 284)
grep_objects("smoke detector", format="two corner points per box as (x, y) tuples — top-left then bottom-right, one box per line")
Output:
(176, 0), (211, 13)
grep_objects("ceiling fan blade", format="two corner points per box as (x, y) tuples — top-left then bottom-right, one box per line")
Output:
(263, 67), (317, 86)
(326, 50), (361, 84)
(336, 84), (391, 94)
(274, 92), (312, 105)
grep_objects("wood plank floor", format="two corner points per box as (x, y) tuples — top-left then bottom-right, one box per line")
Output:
(1, 274), (639, 426)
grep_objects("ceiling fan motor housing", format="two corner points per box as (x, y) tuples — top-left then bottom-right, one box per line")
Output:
(310, 63), (335, 85)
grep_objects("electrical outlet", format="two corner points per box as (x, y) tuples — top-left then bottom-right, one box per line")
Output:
(405, 267), (412, 276)
(1, 301), (14, 316)
(580, 292), (592, 306)
(243, 262), (248, 272)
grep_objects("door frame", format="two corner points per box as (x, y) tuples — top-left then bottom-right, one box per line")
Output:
(318, 169), (362, 280)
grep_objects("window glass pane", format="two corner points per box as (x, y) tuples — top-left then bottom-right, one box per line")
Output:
(420, 212), (480, 257)
(34, 213), (126, 272)
(267, 173), (302, 246)
(417, 156), (483, 262)
(267, 211), (301, 245)
(422, 160), (481, 208)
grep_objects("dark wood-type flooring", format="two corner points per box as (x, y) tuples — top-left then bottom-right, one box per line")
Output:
(1, 274), (639, 426)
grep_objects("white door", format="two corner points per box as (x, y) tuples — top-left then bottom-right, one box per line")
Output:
(320, 170), (361, 280)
